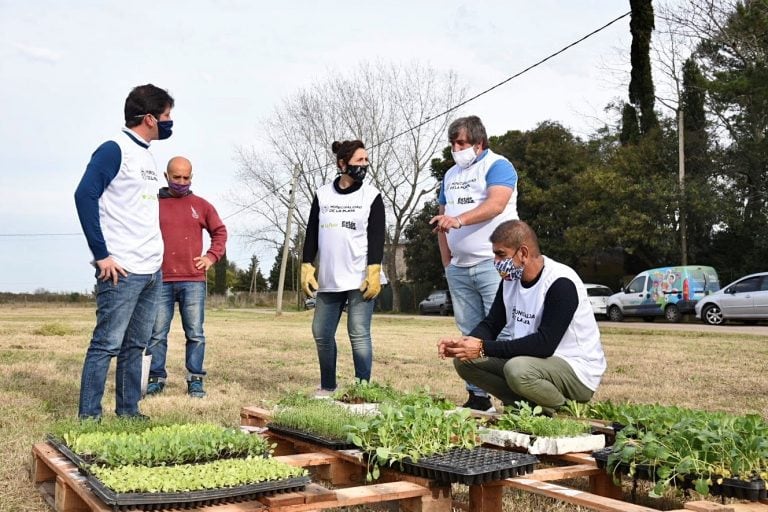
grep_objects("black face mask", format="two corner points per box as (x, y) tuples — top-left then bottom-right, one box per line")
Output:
(345, 165), (368, 182)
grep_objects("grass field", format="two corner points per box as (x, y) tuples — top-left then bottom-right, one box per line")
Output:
(2, 304), (766, 511)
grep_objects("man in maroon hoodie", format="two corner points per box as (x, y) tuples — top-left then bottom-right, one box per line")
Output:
(146, 156), (227, 398)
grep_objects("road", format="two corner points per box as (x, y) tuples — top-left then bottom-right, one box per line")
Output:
(598, 319), (768, 335)
(404, 313), (768, 336)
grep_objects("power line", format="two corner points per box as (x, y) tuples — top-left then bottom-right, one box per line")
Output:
(222, 10), (631, 221)
(1, 11), (632, 235)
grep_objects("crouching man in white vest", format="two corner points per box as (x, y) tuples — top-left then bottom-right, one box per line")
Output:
(437, 220), (606, 414)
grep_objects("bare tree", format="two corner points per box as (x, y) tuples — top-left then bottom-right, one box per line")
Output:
(234, 61), (466, 311)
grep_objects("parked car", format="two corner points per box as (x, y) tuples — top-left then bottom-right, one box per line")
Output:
(418, 290), (453, 316)
(583, 284), (613, 317)
(607, 265), (720, 323)
(694, 272), (768, 325)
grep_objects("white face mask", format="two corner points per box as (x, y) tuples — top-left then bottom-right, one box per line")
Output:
(451, 146), (477, 169)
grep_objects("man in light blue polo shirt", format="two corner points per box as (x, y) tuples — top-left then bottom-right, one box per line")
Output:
(430, 115), (518, 412)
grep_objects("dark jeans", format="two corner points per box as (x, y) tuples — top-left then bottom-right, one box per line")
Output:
(147, 281), (207, 380)
(78, 270), (161, 418)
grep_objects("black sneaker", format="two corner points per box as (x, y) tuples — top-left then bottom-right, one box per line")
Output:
(146, 377), (165, 395)
(187, 376), (206, 398)
(461, 393), (496, 413)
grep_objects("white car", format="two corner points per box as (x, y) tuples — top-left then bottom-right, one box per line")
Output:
(584, 284), (613, 317)
(694, 272), (768, 325)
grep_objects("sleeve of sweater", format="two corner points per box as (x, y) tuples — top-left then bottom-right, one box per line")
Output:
(73, 141), (121, 261)
(302, 195), (320, 263)
(367, 194), (385, 265)
(468, 282), (507, 339)
(202, 200), (228, 263)
(481, 277), (579, 358)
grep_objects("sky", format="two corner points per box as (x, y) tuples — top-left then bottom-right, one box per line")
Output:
(0, 1), (639, 293)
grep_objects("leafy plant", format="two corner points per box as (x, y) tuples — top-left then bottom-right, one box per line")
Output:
(270, 399), (372, 442)
(54, 423), (271, 467)
(605, 407), (768, 497)
(89, 456), (307, 493)
(333, 379), (454, 410)
(346, 404), (478, 481)
(495, 401), (591, 438)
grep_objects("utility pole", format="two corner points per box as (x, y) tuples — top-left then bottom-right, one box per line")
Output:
(276, 164), (301, 316)
(249, 255), (257, 295)
(678, 108), (687, 266)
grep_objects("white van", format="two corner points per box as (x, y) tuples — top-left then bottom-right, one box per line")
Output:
(606, 266), (719, 322)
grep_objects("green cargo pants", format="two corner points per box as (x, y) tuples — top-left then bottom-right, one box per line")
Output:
(454, 355), (594, 411)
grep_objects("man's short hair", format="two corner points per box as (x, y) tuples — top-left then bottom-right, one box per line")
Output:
(448, 116), (489, 149)
(124, 84), (175, 128)
(490, 220), (541, 256)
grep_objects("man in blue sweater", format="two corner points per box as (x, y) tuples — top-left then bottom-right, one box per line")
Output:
(74, 84), (175, 420)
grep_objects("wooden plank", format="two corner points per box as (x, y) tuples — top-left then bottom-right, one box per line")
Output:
(523, 463), (603, 481)
(259, 490), (307, 507)
(191, 500), (267, 511)
(240, 405), (273, 427)
(469, 484), (504, 512)
(502, 476), (664, 512)
(300, 483), (337, 504)
(263, 481), (433, 512)
(55, 475), (89, 512)
(32, 443), (112, 512)
(31, 450), (56, 484)
(274, 452), (340, 468)
(685, 502), (736, 512)
(685, 503), (768, 512)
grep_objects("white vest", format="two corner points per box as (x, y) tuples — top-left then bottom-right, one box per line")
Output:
(315, 182), (380, 292)
(502, 257), (607, 391)
(443, 150), (518, 266)
(100, 130), (163, 274)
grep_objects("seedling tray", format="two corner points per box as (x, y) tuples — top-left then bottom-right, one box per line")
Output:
(85, 472), (310, 510)
(710, 477), (767, 502)
(47, 436), (89, 469)
(592, 447), (659, 481)
(266, 423), (357, 450)
(394, 447), (538, 485)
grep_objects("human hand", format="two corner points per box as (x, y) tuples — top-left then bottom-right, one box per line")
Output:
(194, 255), (214, 271)
(437, 337), (460, 359)
(301, 263), (318, 297)
(428, 214), (462, 233)
(95, 256), (127, 285)
(440, 336), (484, 361)
(359, 264), (382, 300)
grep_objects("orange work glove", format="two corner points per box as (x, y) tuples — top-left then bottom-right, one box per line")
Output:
(301, 263), (318, 297)
(359, 264), (382, 300)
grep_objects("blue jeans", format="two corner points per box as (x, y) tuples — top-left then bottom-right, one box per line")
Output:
(312, 290), (375, 391)
(78, 270), (162, 419)
(147, 281), (207, 380)
(445, 259), (502, 397)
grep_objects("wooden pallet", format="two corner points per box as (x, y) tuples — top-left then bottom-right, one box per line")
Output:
(241, 405), (768, 512)
(30, 442), (438, 512)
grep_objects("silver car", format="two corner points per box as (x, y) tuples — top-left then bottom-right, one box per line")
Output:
(584, 284), (613, 317)
(695, 272), (768, 325)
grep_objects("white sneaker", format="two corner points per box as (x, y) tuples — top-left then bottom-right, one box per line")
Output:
(314, 388), (335, 399)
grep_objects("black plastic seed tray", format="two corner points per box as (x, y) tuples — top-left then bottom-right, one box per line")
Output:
(591, 447), (613, 470)
(710, 477), (767, 502)
(84, 473), (310, 510)
(46, 436), (90, 469)
(592, 447), (660, 481)
(395, 447), (538, 485)
(266, 423), (356, 450)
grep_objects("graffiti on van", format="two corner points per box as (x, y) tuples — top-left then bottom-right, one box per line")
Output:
(648, 266), (719, 307)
